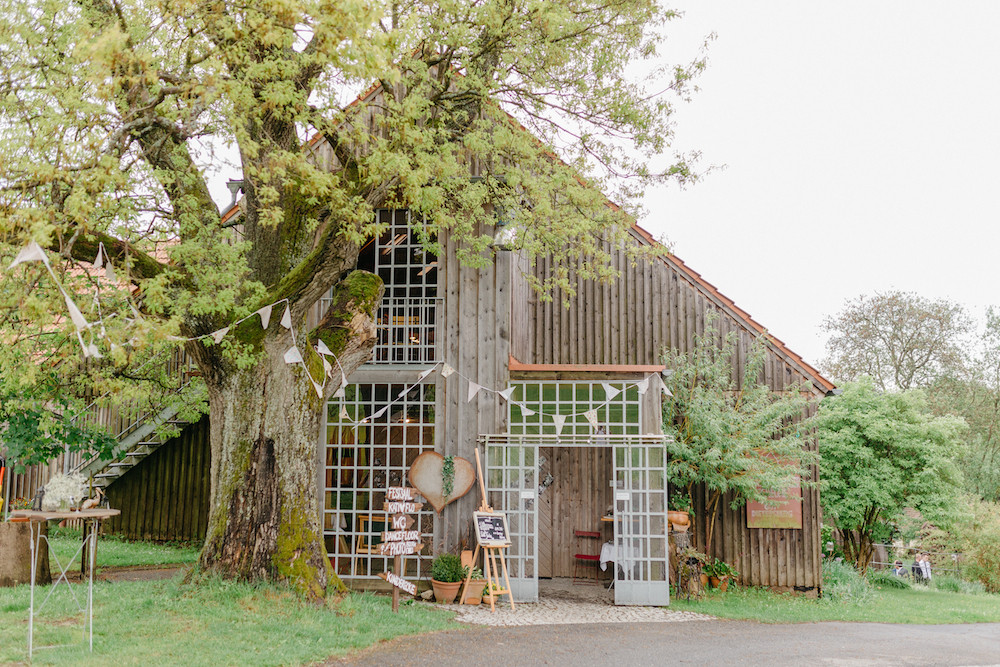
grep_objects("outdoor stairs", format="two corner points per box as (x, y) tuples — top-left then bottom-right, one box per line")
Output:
(73, 385), (205, 490)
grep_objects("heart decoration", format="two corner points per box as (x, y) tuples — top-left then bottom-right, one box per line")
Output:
(408, 452), (477, 514)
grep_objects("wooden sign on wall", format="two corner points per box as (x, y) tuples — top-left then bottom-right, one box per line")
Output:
(747, 477), (803, 529)
(380, 486), (424, 611)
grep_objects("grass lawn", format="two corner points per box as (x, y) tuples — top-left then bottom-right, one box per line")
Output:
(46, 527), (201, 569)
(671, 585), (1000, 624)
(0, 575), (459, 665)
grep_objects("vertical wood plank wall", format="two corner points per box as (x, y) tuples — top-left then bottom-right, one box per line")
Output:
(103, 416), (211, 543)
(511, 245), (826, 592)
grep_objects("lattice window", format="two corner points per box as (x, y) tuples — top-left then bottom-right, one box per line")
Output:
(323, 383), (435, 580)
(507, 382), (642, 435)
(320, 209), (439, 364)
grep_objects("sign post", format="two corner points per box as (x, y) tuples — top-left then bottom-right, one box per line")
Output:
(377, 486), (424, 612)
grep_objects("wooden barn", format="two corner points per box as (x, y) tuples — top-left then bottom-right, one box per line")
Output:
(6, 85), (834, 604)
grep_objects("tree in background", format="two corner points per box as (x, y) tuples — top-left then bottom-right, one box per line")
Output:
(0, 0), (706, 599)
(815, 379), (964, 573)
(662, 317), (817, 555)
(821, 291), (972, 391)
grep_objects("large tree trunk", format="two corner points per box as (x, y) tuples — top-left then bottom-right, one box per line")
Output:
(197, 271), (383, 601)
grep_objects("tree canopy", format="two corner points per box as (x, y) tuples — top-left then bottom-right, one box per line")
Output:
(815, 379), (964, 572)
(0, 0), (706, 598)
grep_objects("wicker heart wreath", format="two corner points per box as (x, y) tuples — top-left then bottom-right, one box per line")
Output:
(407, 452), (476, 513)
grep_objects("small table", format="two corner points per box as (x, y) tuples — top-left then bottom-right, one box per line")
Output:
(11, 508), (120, 658)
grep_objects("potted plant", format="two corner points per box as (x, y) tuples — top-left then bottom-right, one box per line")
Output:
(668, 491), (692, 533)
(707, 558), (738, 592)
(462, 567), (486, 605)
(430, 553), (465, 603)
(482, 580), (504, 605)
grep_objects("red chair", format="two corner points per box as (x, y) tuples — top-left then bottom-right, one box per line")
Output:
(572, 530), (602, 585)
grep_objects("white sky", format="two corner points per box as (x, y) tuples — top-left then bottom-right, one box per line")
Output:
(640, 1), (1000, 368)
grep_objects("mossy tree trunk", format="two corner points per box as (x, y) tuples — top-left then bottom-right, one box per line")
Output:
(195, 272), (383, 601)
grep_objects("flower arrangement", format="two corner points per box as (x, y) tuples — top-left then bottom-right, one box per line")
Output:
(11, 497), (33, 510)
(40, 472), (86, 511)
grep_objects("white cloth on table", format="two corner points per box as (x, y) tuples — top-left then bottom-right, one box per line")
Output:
(600, 540), (641, 572)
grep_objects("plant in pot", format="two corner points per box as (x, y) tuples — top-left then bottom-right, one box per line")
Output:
(462, 567), (486, 605)
(668, 491), (692, 533)
(680, 547), (709, 588)
(430, 553), (465, 603)
(482, 580), (504, 605)
(707, 558), (738, 592)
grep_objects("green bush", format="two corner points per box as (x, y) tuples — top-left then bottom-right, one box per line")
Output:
(934, 575), (986, 595)
(822, 559), (872, 604)
(867, 568), (911, 590)
(430, 553), (464, 583)
(951, 497), (1000, 593)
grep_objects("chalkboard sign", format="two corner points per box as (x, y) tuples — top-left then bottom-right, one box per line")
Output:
(474, 511), (510, 547)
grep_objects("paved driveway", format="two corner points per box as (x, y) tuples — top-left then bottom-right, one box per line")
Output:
(333, 620), (1000, 666)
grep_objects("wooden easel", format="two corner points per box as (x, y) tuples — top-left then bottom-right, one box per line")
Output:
(459, 447), (515, 612)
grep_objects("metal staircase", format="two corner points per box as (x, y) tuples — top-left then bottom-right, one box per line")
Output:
(73, 382), (206, 490)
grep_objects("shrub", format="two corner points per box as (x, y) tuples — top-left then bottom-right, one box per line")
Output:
(934, 575), (986, 595)
(430, 554), (465, 583)
(952, 497), (1000, 593)
(867, 568), (911, 590)
(822, 559), (872, 604)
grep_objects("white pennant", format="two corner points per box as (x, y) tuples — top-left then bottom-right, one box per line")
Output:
(584, 409), (599, 429)
(283, 346), (303, 364)
(333, 384), (346, 399)
(519, 405), (536, 417)
(551, 413), (567, 434)
(88, 343), (103, 359)
(467, 381), (482, 403)
(94, 244), (104, 269)
(104, 258), (118, 285)
(312, 379), (324, 398)
(498, 387), (515, 402)
(601, 383), (620, 401)
(76, 331), (89, 357)
(280, 304), (292, 329)
(322, 357), (332, 376)
(316, 339), (333, 356)
(211, 327), (229, 344)
(636, 377), (650, 395)
(257, 304), (273, 329)
(417, 366), (436, 382)
(372, 406), (388, 420)
(397, 386), (410, 399)
(64, 294), (89, 331)
(9, 241), (49, 268)
(441, 363), (455, 378)
(339, 407), (350, 420)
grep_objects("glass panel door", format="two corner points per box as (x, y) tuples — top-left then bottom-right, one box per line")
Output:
(485, 441), (538, 602)
(612, 444), (669, 605)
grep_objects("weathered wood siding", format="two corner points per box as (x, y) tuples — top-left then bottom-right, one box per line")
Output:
(511, 239), (826, 592)
(103, 416), (211, 543)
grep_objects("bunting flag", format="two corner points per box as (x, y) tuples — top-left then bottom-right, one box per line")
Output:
(279, 303), (292, 329)
(211, 327), (230, 344)
(8, 241), (49, 268)
(283, 346), (303, 364)
(311, 379), (324, 399)
(94, 244), (104, 268)
(417, 365), (437, 382)
(372, 405), (388, 420)
(64, 294), (89, 331)
(636, 377), (650, 395)
(441, 363), (455, 378)
(333, 383), (346, 399)
(316, 339), (333, 356)
(257, 304), (273, 329)
(340, 407), (350, 420)
(104, 258), (118, 285)
(601, 382), (621, 401)
(584, 409), (599, 429)
(467, 381), (482, 402)
(498, 387), (515, 402)
(75, 331), (89, 356)
(322, 357), (332, 376)
(520, 406), (536, 417)
(550, 413), (567, 435)
(397, 387), (409, 399)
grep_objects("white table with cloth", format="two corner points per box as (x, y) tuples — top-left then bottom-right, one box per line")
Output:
(599, 539), (642, 577)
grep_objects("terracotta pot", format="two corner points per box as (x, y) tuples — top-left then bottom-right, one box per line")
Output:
(699, 573), (710, 587)
(710, 576), (730, 592)
(431, 579), (463, 604)
(667, 511), (690, 533)
(463, 579), (487, 605)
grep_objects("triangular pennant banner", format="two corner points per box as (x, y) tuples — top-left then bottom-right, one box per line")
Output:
(340, 407), (350, 420)
(636, 377), (650, 395)
(316, 339), (333, 356)
(584, 409), (599, 429)
(441, 363), (455, 378)
(76, 331), (89, 357)
(520, 406), (536, 417)
(280, 304), (292, 329)
(333, 385), (346, 399)
(601, 383), (620, 401)
(257, 304), (273, 329)
(104, 258), (118, 285)
(498, 387), (515, 401)
(9, 241), (49, 268)
(397, 386), (410, 399)
(322, 358), (332, 376)
(283, 346), (303, 364)
(551, 413), (567, 435)
(64, 294), (89, 331)
(312, 379), (324, 398)
(211, 327), (230, 344)
(467, 381), (482, 403)
(88, 344), (103, 359)
(417, 366), (436, 382)
(372, 406), (389, 420)
(94, 244), (104, 269)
